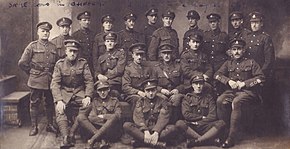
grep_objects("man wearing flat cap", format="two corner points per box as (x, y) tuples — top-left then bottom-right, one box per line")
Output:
(183, 10), (203, 51)
(72, 11), (95, 73)
(118, 12), (145, 61)
(144, 8), (160, 47)
(77, 80), (122, 149)
(51, 39), (94, 147)
(228, 11), (250, 41)
(176, 73), (225, 148)
(123, 79), (178, 148)
(180, 33), (214, 94)
(153, 43), (184, 123)
(51, 17), (73, 59)
(148, 10), (179, 61)
(95, 32), (126, 94)
(93, 14), (115, 64)
(18, 21), (58, 136)
(214, 39), (265, 148)
(122, 43), (156, 107)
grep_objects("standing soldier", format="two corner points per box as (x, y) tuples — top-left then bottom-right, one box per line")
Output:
(215, 39), (265, 148)
(118, 12), (145, 62)
(95, 32), (126, 93)
(144, 8), (159, 47)
(51, 17), (73, 59)
(228, 11), (250, 41)
(72, 11), (95, 72)
(123, 79), (178, 148)
(51, 39), (94, 147)
(122, 43), (155, 106)
(176, 73), (225, 148)
(93, 14), (115, 66)
(18, 22), (58, 136)
(183, 10), (203, 51)
(154, 43), (184, 122)
(203, 13), (229, 73)
(77, 80), (122, 149)
(148, 10), (179, 61)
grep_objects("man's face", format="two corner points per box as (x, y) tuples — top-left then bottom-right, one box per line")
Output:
(37, 28), (50, 40)
(80, 18), (91, 29)
(160, 52), (172, 62)
(104, 39), (116, 50)
(59, 25), (70, 36)
(188, 40), (201, 51)
(147, 15), (158, 24)
(103, 21), (113, 31)
(97, 87), (110, 99)
(188, 18), (198, 27)
(231, 46), (245, 59)
(125, 19), (135, 30)
(231, 19), (243, 29)
(145, 88), (157, 100)
(192, 81), (204, 94)
(209, 20), (219, 31)
(250, 21), (263, 32)
(162, 17), (173, 27)
(132, 52), (143, 64)
(65, 48), (78, 61)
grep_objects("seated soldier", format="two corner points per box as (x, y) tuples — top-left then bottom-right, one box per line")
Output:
(77, 80), (122, 149)
(51, 39), (94, 148)
(123, 79), (177, 148)
(95, 32), (126, 94)
(122, 43), (155, 107)
(215, 39), (265, 148)
(154, 43), (184, 123)
(176, 73), (225, 148)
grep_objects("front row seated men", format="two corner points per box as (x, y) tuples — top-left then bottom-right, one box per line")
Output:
(176, 73), (225, 148)
(51, 39), (94, 148)
(77, 80), (122, 149)
(123, 79), (178, 148)
(215, 39), (265, 148)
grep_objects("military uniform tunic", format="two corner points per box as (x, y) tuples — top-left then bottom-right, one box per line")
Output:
(228, 27), (250, 41)
(72, 28), (95, 71)
(241, 30), (275, 77)
(203, 29), (229, 72)
(51, 35), (72, 59)
(183, 26), (203, 51)
(95, 48), (126, 85)
(148, 27), (179, 61)
(143, 24), (158, 47)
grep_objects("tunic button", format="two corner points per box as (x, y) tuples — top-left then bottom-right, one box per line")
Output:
(198, 110), (201, 113)
(249, 47), (252, 49)
(251, 40), (253, 43)
(212, 45), (215, 47)
(237, 68), (239, 70)
(253, 35), (256, 37)
(211, 56), (214, 58)
(237, 74), (239, 76)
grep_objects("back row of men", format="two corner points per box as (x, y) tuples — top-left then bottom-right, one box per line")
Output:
(18, 8), (274, 149)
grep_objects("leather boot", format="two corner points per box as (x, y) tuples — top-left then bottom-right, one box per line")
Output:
(29, 125), (38, 136)
(46, 123), (58, 134)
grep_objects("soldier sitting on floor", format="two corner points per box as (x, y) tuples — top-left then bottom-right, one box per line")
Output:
(51, 39), (94, 148)
(215, 39), (265, 148)
(123, 79), (178, 148)
(77, 80), (122, 149)
(176, 73), (225, 148)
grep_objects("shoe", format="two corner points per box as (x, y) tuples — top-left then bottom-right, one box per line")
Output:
(155, 142), (166, 148)
(222, 139), (235, 148)
(69, 135), (75, 146)
(46, 124), (58, 134)
(212, 138), (222, 147)
(186, 139), (203, 148)
(60, 136), (71, 148)
(29, 126), (38, 136)
(99, 139), (110, 149)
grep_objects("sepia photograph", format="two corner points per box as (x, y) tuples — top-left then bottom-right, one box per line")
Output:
(0, 0), (289, 148)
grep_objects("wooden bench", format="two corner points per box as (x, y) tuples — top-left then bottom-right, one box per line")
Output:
(0, 91), (30, 127)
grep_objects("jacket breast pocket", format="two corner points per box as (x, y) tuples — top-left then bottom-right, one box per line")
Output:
(241, 66), (252, 79)
(32, 49), (45, 62)
(30, 69), (41, 75)
(160, 36), (171, 42)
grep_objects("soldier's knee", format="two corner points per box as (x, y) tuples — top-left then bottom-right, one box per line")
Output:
(76, 114), (87, 122)
(214, 120), (226, 129)
(175, 120), (187, 130)
(123, 122), (134, 130)
(170, 94), (183, 106)
(165, 125), (177, 131)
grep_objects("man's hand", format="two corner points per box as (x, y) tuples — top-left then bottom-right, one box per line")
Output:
(150, 131), (159, 145)
(82, 97), (91, 107)
(228, 80), (238, 89)
(97, 74), (108, 81)
(144, 130), (151, 144)
(137, 91), (146, 97)
(203, 74), (209, 81)
(56, 101), (66, 114)
(161, 89), (171, 96)
(237, 81), (246, 90)
(170, 89), (179, 95)
(97, 114), (104, 119)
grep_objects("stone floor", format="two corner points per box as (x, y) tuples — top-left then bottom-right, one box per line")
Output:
(1, 117), (290, 149)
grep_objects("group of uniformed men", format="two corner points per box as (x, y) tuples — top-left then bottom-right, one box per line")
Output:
(18, 7), (275, 149)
